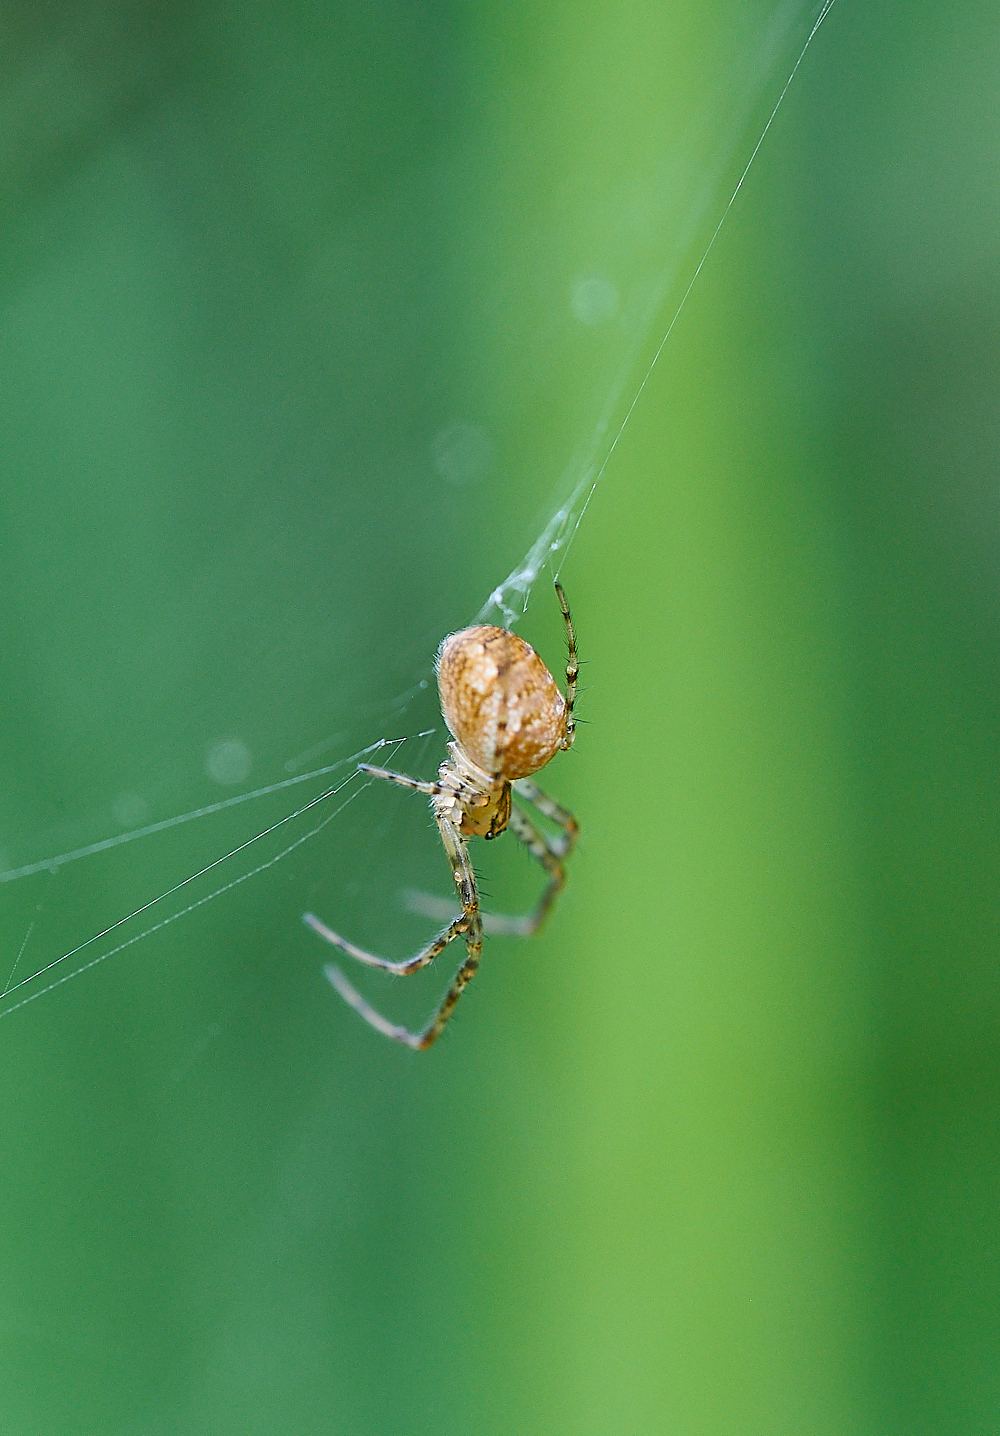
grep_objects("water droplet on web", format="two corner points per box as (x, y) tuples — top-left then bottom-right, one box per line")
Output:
(205, 739), (253, 786)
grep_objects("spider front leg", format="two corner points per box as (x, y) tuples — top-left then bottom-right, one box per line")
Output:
(304, 812), (484, 1050)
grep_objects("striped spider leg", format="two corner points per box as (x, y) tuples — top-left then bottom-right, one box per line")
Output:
(303, 581), (580, 1050)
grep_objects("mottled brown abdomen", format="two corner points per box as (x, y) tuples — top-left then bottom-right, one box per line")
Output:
(437, 624), (568, 780)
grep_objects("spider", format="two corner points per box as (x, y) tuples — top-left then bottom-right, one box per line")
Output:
(303, 580), (579, 1049)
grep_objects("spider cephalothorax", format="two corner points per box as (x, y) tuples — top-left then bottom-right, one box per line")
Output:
(303, 581), (579, 1050)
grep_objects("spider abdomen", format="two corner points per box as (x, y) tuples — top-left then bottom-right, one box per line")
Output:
(437, 624), (568, 781)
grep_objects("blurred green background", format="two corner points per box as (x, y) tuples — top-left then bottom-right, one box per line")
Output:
(1, 1), (998, 1431)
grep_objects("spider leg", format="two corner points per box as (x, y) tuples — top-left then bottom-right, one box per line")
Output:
(476, 804), (566, 937)
(475, 779), (577, 937)
(553, 580), (578, 745)
(323, 964), (426, 1045)
(307, 812), (484, 1050)
(303, 908), (472, 975)
(323, 910), (482, 1050)
(403, 778), (578, 937)
(512, 777), (579, 857)
(405, 908), (483, 1049)
(401, 888), (531, 936)
(358, 762), (442, 795)
(360, 762), (487, 817)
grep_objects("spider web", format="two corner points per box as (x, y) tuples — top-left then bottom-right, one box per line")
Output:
(0, 0), (838, 1023)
